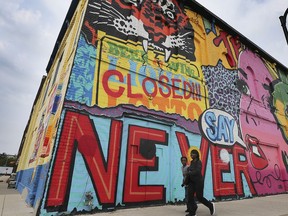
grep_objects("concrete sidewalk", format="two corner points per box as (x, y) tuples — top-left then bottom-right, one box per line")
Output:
(1, 194), (286, 216)
(0, 174), (287, 216)
(79, 194), (288, 216)
(0, 175), (34, 216)
(0, 193), (34, 216)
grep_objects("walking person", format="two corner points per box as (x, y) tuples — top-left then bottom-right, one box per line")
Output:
(180, 156), (189, 212)
(186, 149), (215, 216)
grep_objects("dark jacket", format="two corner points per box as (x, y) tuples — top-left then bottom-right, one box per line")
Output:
(186, 159), (203, 184)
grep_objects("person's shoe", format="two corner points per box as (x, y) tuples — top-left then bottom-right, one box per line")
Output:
(209, 202), (215, 215)
(185, 214), (196, 216)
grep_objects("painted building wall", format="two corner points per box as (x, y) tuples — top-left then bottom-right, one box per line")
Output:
(16, 1), (85, 209)
(16, 0), (288, 215)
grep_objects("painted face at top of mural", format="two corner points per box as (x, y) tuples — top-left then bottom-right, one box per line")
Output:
(238, 51), (288, 146)
(85, 0), (195, 62)
(238, 50), (275, 141)
(237, 50), (288, 170)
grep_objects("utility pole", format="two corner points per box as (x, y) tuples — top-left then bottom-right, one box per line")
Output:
(280, 8), (288, 45)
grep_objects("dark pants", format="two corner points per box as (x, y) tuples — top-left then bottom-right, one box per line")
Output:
(185, 186), (188, 209)
(187, 180), (212, 215)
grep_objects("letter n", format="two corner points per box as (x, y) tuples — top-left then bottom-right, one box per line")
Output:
(45, 110), (122, 210)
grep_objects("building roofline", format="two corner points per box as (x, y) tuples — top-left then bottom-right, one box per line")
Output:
(46, 0), (287, 73)
(46, 0), (80, 73)
(188, 0), (287, 71)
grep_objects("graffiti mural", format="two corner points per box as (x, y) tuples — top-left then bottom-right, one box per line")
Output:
(16, 0), (288, 215)
(42, 105), (258, 214)
(237, 50), (288, 194)
(85, 0), (196, 62)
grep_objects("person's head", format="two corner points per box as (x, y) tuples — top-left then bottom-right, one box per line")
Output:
(190, 149), (199, 160)
(180, 156), (187, 165)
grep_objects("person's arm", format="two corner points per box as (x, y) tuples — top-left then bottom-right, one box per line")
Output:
(182, 166), (188, 186)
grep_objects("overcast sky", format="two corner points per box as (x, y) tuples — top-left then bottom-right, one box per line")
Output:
(0, 1), (71, 155)
(0, 0), (287, 155)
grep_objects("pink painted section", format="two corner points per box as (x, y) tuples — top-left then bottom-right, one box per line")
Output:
(238, 50), (288, 194)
